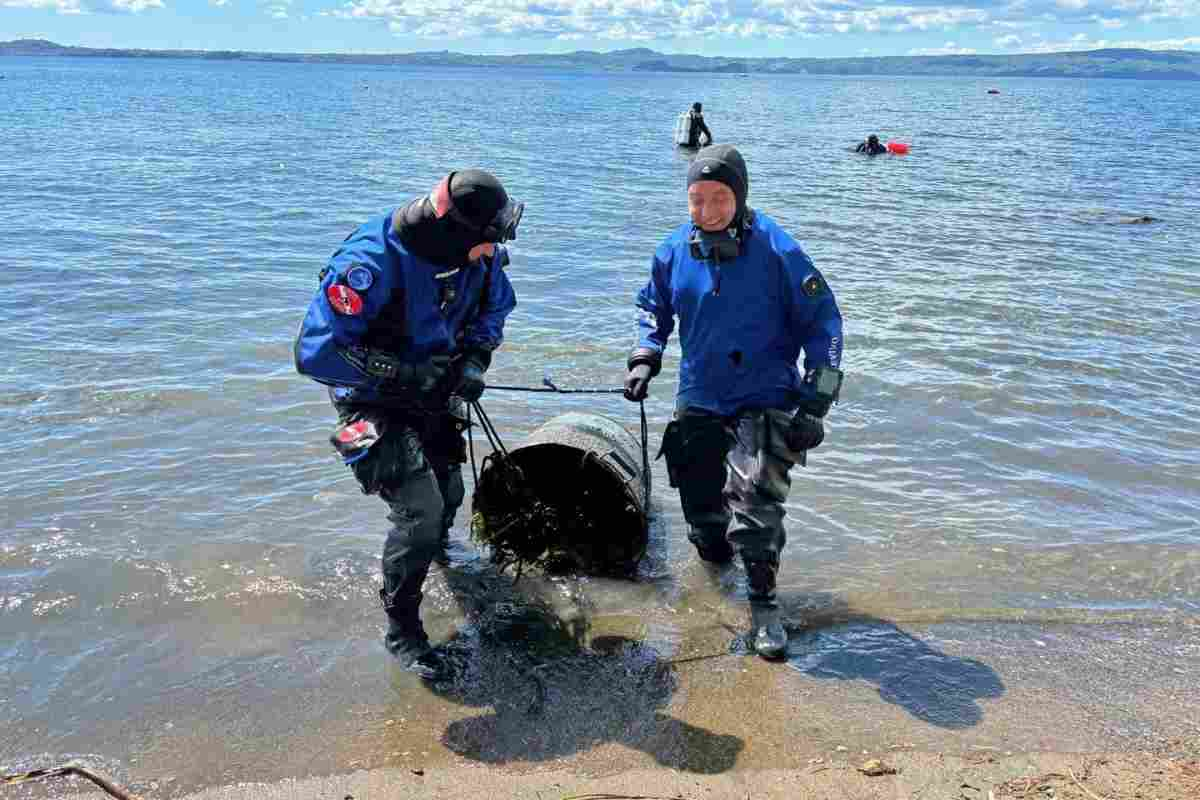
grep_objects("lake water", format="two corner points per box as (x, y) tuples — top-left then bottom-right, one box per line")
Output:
(1, 56), (1198, 792)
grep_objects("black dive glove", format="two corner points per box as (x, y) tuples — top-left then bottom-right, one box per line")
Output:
(786, 366), (844, 451)
(785, 413), (825, 451)
(624, 348), (661, 402)
(454, 352), (489, 402)
(624, 364), (652, 401)
(371, 353), (450, 394)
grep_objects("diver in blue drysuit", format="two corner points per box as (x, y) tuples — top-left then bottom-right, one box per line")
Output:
(623, 144), (844, 660)
(295, 169), (520, 680)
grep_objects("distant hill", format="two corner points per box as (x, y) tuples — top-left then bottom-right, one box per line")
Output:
(2, 38), (1198, 80)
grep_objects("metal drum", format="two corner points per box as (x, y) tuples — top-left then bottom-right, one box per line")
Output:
(471, 412), (649, 575)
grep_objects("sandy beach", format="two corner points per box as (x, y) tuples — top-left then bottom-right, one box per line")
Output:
(21, 612), (1199, 800)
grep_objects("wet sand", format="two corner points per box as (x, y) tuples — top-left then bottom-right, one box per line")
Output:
(29, 603), (1200, 800)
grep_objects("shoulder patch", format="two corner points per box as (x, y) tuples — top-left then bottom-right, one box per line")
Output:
(801, 273), (827, 298)
(345, 264), (374, 292)
(327, 284), (364, 316)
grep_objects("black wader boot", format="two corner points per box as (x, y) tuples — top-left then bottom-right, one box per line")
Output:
(380, 587), (448, 681)
(745, 558), (787, 660)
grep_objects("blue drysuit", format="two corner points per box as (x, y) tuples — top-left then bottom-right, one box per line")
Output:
(295, 211), (516, 403)
(633, 210), (844, 569)
(294, 209), (516, 643)
(634, 211), (843, 417)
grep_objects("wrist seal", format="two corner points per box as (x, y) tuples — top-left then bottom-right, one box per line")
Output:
(627, 347), (662, 377)
(797, 366), (844, 418)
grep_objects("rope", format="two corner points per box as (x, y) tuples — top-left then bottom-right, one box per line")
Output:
(473, 377), (652, 505)
(639, 399), (650, 503)
(488, 377), (624, 395)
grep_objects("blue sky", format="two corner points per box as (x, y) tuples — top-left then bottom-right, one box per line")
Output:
(3, 0), (1198, 58)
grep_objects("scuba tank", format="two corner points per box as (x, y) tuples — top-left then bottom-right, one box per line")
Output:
(674, 111), (694, 146)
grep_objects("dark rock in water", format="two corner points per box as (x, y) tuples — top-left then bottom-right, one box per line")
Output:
(1118, 215), (1158, 224)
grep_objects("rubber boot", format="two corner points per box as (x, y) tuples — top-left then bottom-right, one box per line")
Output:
(687, 526), (734, 565)
(379, 588), (448, 681)
(745, 559), (787, 660)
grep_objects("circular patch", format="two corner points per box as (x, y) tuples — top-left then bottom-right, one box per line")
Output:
(801, 273), (827, 298)
(326, 284), (363, 315)
(346, 265), (374, 292)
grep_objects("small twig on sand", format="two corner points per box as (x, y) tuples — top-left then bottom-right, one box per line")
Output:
(1068, 767), (1108, 800)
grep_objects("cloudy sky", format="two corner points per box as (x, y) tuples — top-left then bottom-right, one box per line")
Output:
(3, 0), (1198, 57)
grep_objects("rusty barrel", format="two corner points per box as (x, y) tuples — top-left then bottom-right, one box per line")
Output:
(471, 412), (649, 575)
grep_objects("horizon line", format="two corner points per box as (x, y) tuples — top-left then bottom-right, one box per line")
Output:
(1, 37), (1188, 62)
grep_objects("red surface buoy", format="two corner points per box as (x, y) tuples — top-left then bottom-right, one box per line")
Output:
(886, 141), (910, 155)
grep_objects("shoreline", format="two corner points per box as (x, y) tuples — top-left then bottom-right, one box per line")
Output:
(13, 617), (1198, 800)
(51, 750), (1200, 800)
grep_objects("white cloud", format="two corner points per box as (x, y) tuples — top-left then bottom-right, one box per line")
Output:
(994, 33), (1022, 47)
(1, 0), (83, 12)
(3, 0), (165, 11)
(211, 0), (230, 6)
(1019, 33), (1200, 51)
(327, 0), (1003, 40)
(101, 0), (164, 10)
(265, 0), (292, 18)
(317, 0), (1200, 43)
(908, 40), (979, 54)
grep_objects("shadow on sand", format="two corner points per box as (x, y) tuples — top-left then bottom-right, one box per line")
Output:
(776, 595), (1006, 729)
(421, 563), (744, 773)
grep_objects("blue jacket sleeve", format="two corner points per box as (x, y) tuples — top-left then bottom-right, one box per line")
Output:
(463, 248), (517, 353)
(294, 228), (396, 388)
(783, 247), (844, 374)
(633, 246), (675, 361)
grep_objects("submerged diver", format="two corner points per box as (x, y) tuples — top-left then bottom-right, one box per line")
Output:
(295, 169), (521, 680)
(855, 134), (888, 155)
(623, 144), (845, 660)
(675, 102), (714, 149)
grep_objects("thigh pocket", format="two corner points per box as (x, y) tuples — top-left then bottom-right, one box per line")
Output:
(333, 417), (428, 495)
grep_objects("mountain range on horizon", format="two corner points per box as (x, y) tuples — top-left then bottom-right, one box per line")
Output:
(3, 38), (1199, 80)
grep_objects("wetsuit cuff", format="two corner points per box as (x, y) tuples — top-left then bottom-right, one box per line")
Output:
(628, 347), (662, 377)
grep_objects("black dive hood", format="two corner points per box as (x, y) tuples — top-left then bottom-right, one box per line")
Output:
(394, 169), (523, 268)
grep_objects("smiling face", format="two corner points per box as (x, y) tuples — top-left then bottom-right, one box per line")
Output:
(688, 180), (737, 232)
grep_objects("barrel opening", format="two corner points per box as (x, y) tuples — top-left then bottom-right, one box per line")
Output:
(471, 441), (647, 577)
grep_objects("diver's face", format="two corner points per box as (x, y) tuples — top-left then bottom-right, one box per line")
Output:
(688, 181), (737, 232)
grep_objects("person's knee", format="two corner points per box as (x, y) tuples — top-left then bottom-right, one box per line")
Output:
(382, 473), (446, 553)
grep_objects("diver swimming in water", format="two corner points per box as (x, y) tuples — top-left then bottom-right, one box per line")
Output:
(855, 134), (887, 156)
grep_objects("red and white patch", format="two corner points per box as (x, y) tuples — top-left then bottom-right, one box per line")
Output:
(430, 176), (452, 219)
(326, 284), (363, 316)
(337, 420), (370, 444)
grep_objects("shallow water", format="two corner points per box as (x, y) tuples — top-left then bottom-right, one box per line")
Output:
(1, 56), (1198, 789)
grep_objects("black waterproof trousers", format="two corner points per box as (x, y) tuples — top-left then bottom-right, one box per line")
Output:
(332, 399), (468, 625)
(665, 405), (803, 610)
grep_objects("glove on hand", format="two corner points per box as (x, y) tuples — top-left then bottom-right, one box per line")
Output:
(377, 354), (450, 394)
(455, 355), (488, 402)
(412, 355), (451, 393)
(624, 364), (653, 402)
(785, 412), (825, 452)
